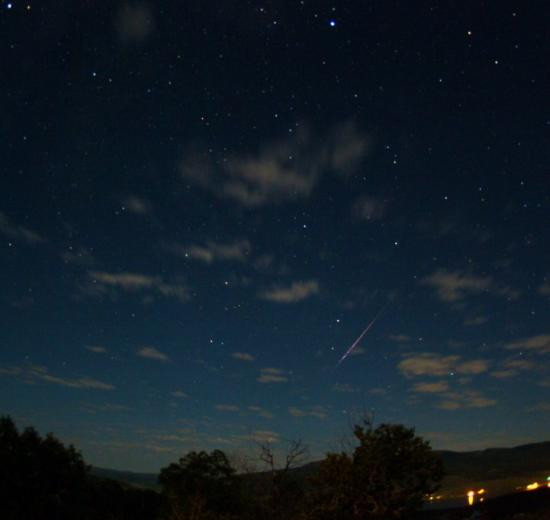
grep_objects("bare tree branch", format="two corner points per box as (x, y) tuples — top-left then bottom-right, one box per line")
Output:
(258, 441), (276, 474)
(283, 438), (308, 472)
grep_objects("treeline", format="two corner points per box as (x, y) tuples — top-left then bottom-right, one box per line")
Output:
(0, 416), (159, 519)
(0, 415), (444, 519)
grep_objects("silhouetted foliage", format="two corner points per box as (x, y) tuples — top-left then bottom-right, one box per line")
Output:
(257, 438), (308, 520)
(11, 414), (549, 520)
(0, 415), (160, 520)
(159, 449), (243, 519)
(0, 415), (90, 519)
(306, 421), (444, 519)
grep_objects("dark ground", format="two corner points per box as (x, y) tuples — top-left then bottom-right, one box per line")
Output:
(414, 487), (550, 520)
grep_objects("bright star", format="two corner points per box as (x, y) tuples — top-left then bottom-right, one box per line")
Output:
(329, 20), (336, 27)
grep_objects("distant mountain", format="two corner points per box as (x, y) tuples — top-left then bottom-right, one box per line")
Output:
(295, 441), (550, 481)
(90, 467), (159, 490)
(91, 440), (550, 493)
(437, 441), (550, 480)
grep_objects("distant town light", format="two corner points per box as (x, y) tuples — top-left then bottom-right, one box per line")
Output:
(526, 482), (539, 491)
(467, 491), (475, 506)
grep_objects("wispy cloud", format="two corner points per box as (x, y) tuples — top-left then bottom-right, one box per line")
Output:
(490, 358), (536, 379)
(464, 315), (489, 326)
(437, 390), (496, 410)
(122, 195), (152, 215)
(257, 367), (288, 383)
(81, 402), (130, 413)
(388, 334), (410, 343)
(0, 365), (114, 390)
(349, 346), (366, 357)
(215, 404), (240, 412)
(171, 390), (188, 398)
(38, 373), (114, 390)
(539, 279), (550, 296)
(61, 247), (96, 267)
(288, 405), (328, 419)
(412, 381), (449, 393)
(180, 122), (369, 207)
(399, 353), (489, 377)
(399, 354), (458, 377)
(420, 269), (519, 302)
(0, 367), (22, 376)
(248, 430), (280, 443)
(457, 360), (490, 375)
(504, 334), (550, 354)
(137, 346), (169, 362)
(352, 196), (387, 222)
(248, 406), (274, 419)
(166, 239), (251, 263)
(87, 271), (189, 302)
(231, 352), (255, 362)
(86, 345), (107, 353)
(0, 211), (45, 245)
(529, 402), (550, 412)
(115, 2), (155, 44)
(370, 387), (387, 395)
(332, 383), (358, 393)
(253, 254), (275, 272)
(260, 280), (319, 303)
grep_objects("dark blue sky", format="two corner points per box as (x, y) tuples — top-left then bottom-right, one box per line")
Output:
(1, 0), (548, 472)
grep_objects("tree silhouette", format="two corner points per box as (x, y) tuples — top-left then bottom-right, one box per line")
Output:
(159, 449), (242, 519)
(0, 415), (89, 519)
(257, 438), (308, 520)
(0, 415), (161, 519)
(306, 421), (444, 519)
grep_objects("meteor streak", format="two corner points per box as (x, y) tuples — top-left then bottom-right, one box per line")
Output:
(336, 305), (387, 366)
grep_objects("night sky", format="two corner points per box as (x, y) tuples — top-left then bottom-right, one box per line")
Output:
(1, 1), (549, 473)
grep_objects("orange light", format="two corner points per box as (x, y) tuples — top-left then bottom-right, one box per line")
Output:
(477, 489), (485, 495)
(526, 482), (539, 491)
(467, 491), (475, 506)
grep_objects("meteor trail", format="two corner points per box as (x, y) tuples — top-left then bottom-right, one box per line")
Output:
(336, 305), (387, 366)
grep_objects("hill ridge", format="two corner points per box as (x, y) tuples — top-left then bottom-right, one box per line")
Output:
(90, 439), (550, 491)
